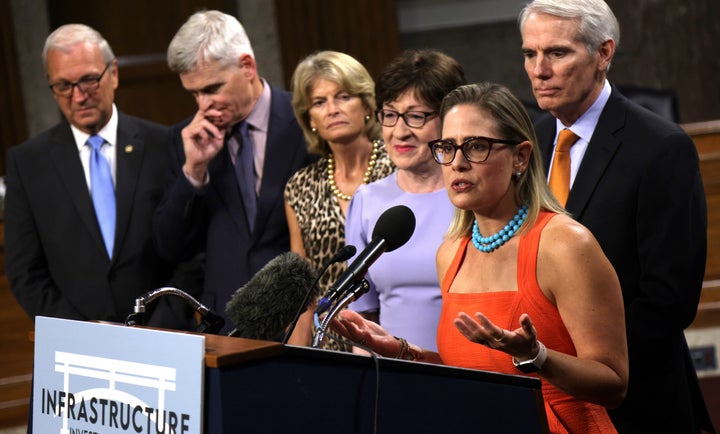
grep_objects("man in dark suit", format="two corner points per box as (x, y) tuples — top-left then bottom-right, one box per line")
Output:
(154, 10), (312, 334)
(5, 24), (190, 328)
(519, 1), (714, 432)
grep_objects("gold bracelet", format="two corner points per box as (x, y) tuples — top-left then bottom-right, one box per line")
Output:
(394, 336), (408, 359)
(393, 336), (422, 361)
(405, 342), (422, 361)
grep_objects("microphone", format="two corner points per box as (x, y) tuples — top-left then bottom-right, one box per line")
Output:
(315, 205), (416, 315)
(124, 287), (225, 334)
(225, 252), (315, 341)
(282, 244), (357, 345)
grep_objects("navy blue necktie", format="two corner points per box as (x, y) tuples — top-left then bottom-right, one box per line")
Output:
(234, 121), (257, 231)
(87, 135), (116, 258)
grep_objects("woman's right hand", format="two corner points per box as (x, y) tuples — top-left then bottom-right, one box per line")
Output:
(328, 310), (400, 358)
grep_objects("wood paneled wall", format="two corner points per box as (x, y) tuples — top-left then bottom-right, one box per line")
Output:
(0, 3), (31, 423)
(45, 0), (232, 127)
(274, 0), (401, 89)
(0, 223), (34, 428)
(686, 120), (720, 329)
(0, 1), (28, 175)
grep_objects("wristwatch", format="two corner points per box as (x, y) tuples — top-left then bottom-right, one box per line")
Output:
(512, 341), (547, 373)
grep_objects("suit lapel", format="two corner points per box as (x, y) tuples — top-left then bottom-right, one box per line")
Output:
(565, 92), (626, 217)
(254, 86), (299, 238)
(114, 114), (144, 261)
(212, 85), (301, 239)
(535, 115), (556, 174)
(48, 124), (108, 257)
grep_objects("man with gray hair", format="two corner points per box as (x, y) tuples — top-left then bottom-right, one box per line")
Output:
(519, 0), (713, 432)
(5, 24), (191, 329)
(154, 10), (312, 334)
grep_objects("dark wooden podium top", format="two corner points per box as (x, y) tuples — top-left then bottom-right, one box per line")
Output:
(203, 334), (283, 368)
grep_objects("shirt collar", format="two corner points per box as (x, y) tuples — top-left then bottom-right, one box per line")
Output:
(243, 78), (271, 133)
(72, 103), (119, 151)
(554, 80), (611, 142)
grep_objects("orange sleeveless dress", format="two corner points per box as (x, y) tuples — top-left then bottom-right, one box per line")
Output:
(436, 212), (617, 434)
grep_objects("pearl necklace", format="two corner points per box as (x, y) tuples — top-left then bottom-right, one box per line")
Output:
(327, 140), (380, 201)
(471, 204), (529, 253)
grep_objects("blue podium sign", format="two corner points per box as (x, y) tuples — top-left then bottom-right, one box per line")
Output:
(33, 317), (204, 434)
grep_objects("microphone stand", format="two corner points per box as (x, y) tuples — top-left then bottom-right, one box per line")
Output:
(312, 279), (370, 348)
(124, 287), (225, 334)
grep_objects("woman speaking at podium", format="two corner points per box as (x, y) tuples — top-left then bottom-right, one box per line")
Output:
(329, 83), (628, 434)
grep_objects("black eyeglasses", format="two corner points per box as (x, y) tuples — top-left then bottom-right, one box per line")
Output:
(428, 136), (520, 165)
(48, 62), (113, 97)
(376, 109), (437, 128)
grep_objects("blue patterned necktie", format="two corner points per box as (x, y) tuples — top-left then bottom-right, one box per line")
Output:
(234, 121), (257, 231)
(87, 135), (116, 258)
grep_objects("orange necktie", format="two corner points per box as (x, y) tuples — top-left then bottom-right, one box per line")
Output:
(548, 129), (579, 206)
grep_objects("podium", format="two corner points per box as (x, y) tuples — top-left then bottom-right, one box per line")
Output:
(203, 334), (549, 433)
(31, 319), (549, 433)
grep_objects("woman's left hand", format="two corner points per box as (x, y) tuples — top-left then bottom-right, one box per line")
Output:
(454, 311), (539, 359)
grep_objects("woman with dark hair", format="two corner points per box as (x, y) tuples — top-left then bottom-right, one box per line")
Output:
(345, 49), (466, 351)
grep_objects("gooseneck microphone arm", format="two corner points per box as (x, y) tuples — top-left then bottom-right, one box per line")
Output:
(124, 287), (225, 334)
(312, 279), (370, 348)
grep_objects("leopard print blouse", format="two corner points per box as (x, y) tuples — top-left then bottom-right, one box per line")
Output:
(284, 141), (395, 350)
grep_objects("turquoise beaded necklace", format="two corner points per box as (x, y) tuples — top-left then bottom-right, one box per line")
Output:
(471, 204), (529, 253)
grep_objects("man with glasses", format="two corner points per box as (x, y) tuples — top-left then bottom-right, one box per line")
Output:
(5, 24), (193, 330)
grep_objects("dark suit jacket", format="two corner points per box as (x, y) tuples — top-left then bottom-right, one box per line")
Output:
(153, 84), (312, 334)
(536, 86), (713, 433)
(5, 112), (190, 328)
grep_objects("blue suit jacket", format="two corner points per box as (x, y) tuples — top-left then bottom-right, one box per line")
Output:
(536, 86), (713, 433)
(5, 112), (190, 327)
(153, 84), (312, 333)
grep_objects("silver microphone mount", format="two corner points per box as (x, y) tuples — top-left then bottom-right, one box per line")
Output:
(124, 286), (224, 334)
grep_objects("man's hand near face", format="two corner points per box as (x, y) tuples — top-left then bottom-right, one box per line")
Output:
(181, 109), (225, 183)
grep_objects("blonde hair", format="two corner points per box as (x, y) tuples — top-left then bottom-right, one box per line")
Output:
(440, 82), (567, 239)
(290, 51), (380, 155)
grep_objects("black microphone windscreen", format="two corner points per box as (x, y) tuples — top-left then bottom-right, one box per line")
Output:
(334, 244), (357, 262)
(371, 205), (416, 252)
(225, 252), (314, 341)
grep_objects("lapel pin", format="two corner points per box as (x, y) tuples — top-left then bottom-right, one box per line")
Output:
(124, 145), (134, 153)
